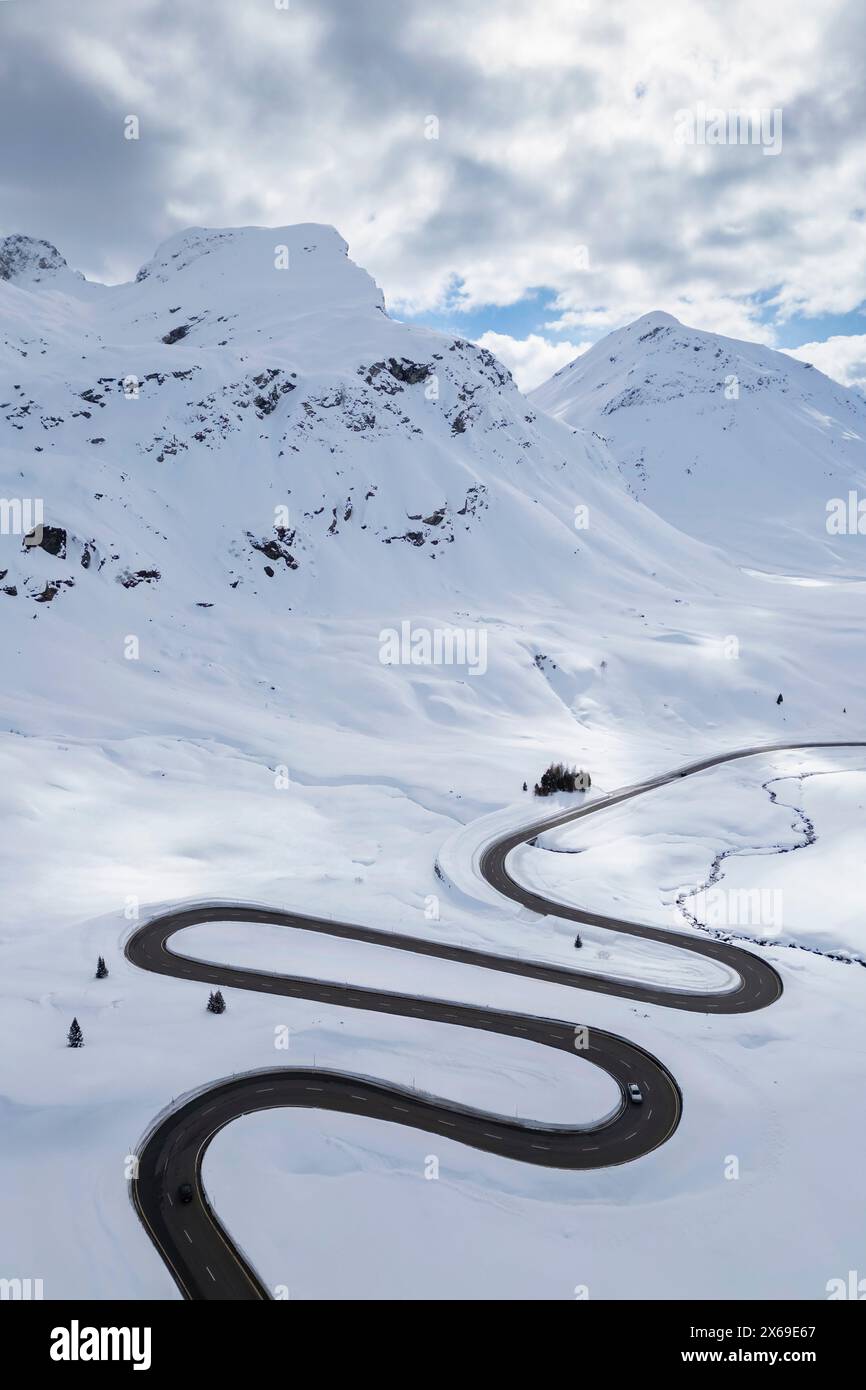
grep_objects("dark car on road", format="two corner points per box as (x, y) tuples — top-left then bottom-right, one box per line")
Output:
(177, 1182), (194, 1205)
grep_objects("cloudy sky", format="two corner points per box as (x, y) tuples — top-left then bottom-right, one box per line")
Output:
(1, 0), (864, 389)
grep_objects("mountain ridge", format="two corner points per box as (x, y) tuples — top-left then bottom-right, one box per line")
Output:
(531, 312), (866, 575)
(2, 225), (863, 758)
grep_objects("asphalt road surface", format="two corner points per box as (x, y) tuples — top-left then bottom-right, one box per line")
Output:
(127, 741), (863, 1299)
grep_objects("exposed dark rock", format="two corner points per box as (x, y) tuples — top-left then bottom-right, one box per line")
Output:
(383, 529), (425, 547)
(118, 569), (161, 588)
(162, 324), (190, 345)
(361, 358), (432, 392)
(457, 484), (487, 516)
(386, 358), (431, 385)
(248, 531), (298, 570)
(0, 234), (69, 282)
(24, 524), (66, 558)
(251, 368), (297, 416)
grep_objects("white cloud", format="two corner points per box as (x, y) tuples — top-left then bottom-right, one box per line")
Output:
(475, 332), (590, 392)
(1, 0), (865, 342)
(784, 335), (866, 391)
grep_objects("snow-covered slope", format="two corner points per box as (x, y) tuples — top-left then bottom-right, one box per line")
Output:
(2, 226), (865, 771)
(1, 225), (757, 750)
(2, 227), (865, 1301)
(531, 311), (866, 577)
(1, 228), (717, 617)
(0, 224), (666, 614)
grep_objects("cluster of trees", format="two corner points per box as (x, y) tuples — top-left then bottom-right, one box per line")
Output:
(207, 990), (227, 1015)
(533, 763), (592, 796)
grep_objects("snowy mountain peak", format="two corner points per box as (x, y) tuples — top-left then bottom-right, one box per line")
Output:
(546, 311), (683, 386)
(2, 221), (633, 622)
(0, 234), (80, 286)
(626, 309), (682, 333)
(132, 223), (384, 316)
(532, 313), (866, 574)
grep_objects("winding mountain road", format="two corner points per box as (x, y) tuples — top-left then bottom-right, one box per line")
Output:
(128, 741), (862, 1299)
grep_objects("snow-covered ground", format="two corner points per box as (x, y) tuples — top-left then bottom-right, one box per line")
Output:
(196, 746), (866, 1301)
(1, 735), (863, 1298)
(202, 922), (865, 1300)
(1, 225), (864, 1300)
(693, 764), (866, 961)
(521, 745), (866, 961)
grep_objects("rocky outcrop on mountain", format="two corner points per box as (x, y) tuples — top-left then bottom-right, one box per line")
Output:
(0, 235), (73, 284)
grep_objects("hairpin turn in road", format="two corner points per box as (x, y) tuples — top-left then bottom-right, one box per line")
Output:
(127, 741), (863, 1299)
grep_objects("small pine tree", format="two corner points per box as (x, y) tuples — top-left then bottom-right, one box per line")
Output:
(207, 990), (226, 1015)
(573, 934), (583, 949)
(522, 781), (528, 792)
(776, 693), (783, 705)
(95, 956), (108, 979)
(67, 1017), (84, 1048)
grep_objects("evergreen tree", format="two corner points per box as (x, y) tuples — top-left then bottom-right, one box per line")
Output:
(207, 990), (226, 1015)
(95, 956), (108, 979)
(573, 934), (583, 948)
(776, 693), (783, 705)
(67, 1017), (84, 1048)
(522, 781), (527, 792)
